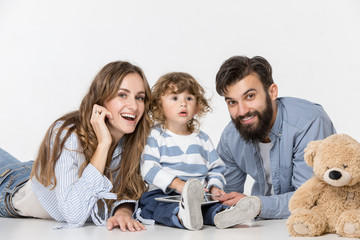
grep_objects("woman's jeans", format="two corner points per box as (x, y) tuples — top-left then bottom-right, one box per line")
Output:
(0, 148), (33, 217)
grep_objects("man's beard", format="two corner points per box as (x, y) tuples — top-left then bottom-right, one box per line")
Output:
(231, 94), (274, 143)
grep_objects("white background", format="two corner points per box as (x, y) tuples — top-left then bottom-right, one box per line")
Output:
(1, 0), (359, 164)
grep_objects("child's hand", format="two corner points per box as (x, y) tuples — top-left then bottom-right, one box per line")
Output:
(169, 178), (186, 194)
(209, 186), (226, 200)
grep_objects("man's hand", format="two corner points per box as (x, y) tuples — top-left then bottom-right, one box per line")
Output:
(218, 192), (247, 206)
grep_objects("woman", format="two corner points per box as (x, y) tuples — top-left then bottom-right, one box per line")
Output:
(0, 61), (151, 232)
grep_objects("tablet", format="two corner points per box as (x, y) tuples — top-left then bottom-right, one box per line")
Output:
(155, 193), (219, 205)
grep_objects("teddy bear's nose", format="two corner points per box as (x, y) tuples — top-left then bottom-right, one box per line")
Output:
(329, 170), (342, 180)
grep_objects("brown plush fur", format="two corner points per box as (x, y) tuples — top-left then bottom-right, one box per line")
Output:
(286, 134), (360, 238)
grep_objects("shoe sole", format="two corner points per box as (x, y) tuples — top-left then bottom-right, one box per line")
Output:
(214, 196), (261, 229)
(181, 179), (204, 230)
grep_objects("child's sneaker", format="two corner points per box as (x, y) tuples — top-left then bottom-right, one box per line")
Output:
(214, 196), (261, 229)
(177, 179), (204, 230)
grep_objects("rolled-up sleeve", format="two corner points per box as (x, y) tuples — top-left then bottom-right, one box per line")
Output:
(217, 129), (247, 193)
(54, 132), (117, 227)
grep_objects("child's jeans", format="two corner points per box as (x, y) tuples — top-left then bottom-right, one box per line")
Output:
(138, 189), (227, 228)
(0, 148), (33, 217)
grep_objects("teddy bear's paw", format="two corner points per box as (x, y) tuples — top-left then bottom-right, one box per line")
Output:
(343, 222), (356, 235)
(337, 221), (360, 238)
(336, 210), (360, 238)
(339, 222), (360, 238)
(293, 223), (310, 235)
(287, 208), (328, 236)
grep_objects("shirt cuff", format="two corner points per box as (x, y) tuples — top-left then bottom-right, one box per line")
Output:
(152, 171), (176, 194)
(83, 163), (113, 191)
(206, 178), (224, 191)
(256, 195), (274, 219)
(110, 199), (139, 218)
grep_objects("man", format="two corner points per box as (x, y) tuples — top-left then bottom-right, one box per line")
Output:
(215, 56), (336, 219)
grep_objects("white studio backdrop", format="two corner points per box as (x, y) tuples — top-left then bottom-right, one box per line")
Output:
(1, 0), (359, 194)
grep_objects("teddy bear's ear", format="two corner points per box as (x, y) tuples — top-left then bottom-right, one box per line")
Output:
(304, 140), (322, 167)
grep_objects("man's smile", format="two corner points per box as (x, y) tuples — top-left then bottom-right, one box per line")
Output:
(240, 114), (257, 125)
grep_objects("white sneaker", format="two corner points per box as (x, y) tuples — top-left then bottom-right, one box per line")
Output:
(177, 179), (204, 230)
(214, 196), (261, 229)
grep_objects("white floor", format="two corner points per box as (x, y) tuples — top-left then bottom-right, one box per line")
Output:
(0, 217), (353, 240)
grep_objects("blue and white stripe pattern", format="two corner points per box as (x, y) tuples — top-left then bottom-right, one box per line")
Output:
(141, 125), (226, 193)
(32, 121), (132, 228)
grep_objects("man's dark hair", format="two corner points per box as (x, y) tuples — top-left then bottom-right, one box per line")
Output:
(215, 56), (274, 96)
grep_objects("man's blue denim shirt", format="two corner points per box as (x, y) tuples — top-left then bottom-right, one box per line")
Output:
(217, 97), (336, 219)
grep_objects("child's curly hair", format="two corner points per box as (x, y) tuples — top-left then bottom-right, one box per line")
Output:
(150, 72), (211, 133)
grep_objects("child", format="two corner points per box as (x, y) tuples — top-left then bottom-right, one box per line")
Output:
(139, 72), (261, 230)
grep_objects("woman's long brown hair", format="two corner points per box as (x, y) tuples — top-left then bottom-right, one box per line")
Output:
(31, 61), (151, 202)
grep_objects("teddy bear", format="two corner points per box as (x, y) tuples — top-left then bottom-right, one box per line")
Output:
(286, 134), (360, 238)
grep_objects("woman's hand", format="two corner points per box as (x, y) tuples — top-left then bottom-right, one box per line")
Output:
(90, 104), (113, 147)
(89, 104), (113, 174)
(107, 203), (146, 232)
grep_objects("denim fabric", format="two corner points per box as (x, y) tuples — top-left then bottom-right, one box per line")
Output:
(139, 189), (225, 228)
(0, 148), (33, 217)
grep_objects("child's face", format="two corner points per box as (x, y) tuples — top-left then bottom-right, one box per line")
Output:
(160, 90), (198, 134)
